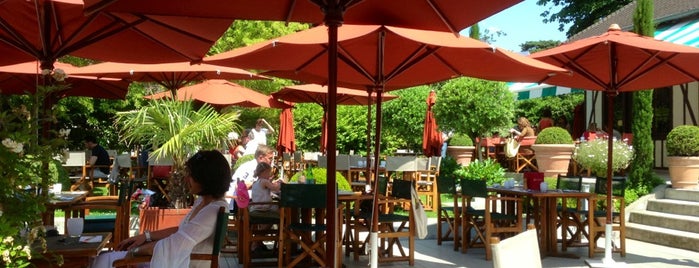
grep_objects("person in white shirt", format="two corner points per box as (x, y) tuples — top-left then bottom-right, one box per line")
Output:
(92, 150), (231, 268)
(225, 145), (275, 211)
(243, 119), (275, 156)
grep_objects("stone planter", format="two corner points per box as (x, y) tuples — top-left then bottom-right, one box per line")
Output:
(531, 144), (575, 178)
(667, 156), (699, 189)
(446, 146), (476, 166)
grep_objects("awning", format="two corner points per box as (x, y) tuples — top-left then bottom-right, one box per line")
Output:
(508, 82), (583, 100)
(655, 19), (699, 48)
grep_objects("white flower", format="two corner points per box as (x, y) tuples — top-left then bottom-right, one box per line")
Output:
(41, 69), (51, 76)
(2, 138), (24, 154)
(52, 68), (66, 82)
(59, 128), (71, 138)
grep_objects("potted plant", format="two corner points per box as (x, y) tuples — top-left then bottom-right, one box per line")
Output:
(446, 133), (476, 166)
(287, 167), (353, 191)
(455, 158), (506, 186)
(666, 125), (699, 189)
(572, 138), (634, 177)
(531, 127), (575, 177)
(115, 99), (240, 224)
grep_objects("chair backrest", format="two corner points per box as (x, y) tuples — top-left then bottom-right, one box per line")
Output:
(189, 206), (228, 268)
(377, 176), (389, 196)
(293, 151), (303, 162)
(386, 156), (417, 172)
(349, 155), (363, 167)
(594, 176), (627, 197)
(391, 179), (413, 200)
(436, 172), (456, 195)
(336, 154), (351, 171)
(64, 151), (87, 167)
(280, 184), (327, 208)
(556, 175), (582, 191)
(283, 152), (292, 161)
(491, 227), (542, 268)
(415, 157), (430, 171)
(317, 155), (327, 168)
(460, 179), (488, 199)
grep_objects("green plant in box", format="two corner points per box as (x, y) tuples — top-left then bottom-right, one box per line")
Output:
(666, 125), (699, 156)
(449, 133), (473, 146)
(289, 167), (352, 191)
(535, 127), (574, 144)
(455, 158), (506, 186)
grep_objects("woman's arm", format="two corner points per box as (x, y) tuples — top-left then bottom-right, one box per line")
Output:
(116, 226), (178, 251)
(261, 119), (275, 133)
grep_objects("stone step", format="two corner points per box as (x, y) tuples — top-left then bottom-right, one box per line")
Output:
(647, 198), (699, 216)
(626, 222), (699, 252)
(665, 188), (699, 202)
(628, 210), (699, 233)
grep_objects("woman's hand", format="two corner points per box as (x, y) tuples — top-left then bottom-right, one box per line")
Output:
(116, 234), (146, 251)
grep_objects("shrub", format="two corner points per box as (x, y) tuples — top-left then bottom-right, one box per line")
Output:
(455, 158), (506, 186)
(666, 125), (699, 156)
(289, 167), (352, 191)
(449, 133), (473, 146)
(535, 126), (573, 144)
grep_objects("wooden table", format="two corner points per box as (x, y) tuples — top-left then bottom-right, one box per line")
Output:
(32, 232), (111, 268)
(488, 187), (594, 258)
(43, 191), (89, 228)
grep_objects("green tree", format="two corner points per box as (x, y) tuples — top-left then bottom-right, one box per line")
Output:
(519, 40), (562, 53)
(209, 20), (309, 54)
(433, 77), (515, 154)
(628, 0), (658, 191)
(382, 86), (433, 153)
(514, 93), (584, 128)
(469, 23), (480, 39)
(537, 0), (632, 37)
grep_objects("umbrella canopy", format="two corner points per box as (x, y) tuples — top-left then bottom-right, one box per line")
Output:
(145, 79), (291, 109)
(273, 84), (397, 153)
(531, 24), (699, 260)
(71, 61), (267, 91)
(0, 61), (129, 99)
(205, 24), (566, 90)
(0, 0), (232, 68)
(422, 90), (443, 157)
(277, 104), (296, 155)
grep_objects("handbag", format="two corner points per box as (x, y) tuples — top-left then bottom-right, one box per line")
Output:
(504, 136), (520, 158)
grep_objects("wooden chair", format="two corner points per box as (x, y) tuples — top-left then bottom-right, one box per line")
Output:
(435, 164), (461, 250)
(490, 224), (542, 268)
(278, 184), (333, 267)
(587, 176), (627, 258)
(113, 206), (228, 268)
(512, 136), (538, 172)
(415, 156), (440, 211)
(555, 175), (588, 251)
(238, 202), (279, 267)
(459, 179), (524, 260)
(375, 178), (415, 265)
(67, 181), (133, 249)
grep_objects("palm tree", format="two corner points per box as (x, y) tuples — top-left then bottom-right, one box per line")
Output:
(115, 99), (240, 207)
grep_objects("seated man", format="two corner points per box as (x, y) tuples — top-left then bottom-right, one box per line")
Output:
(84, 135), (111, 178)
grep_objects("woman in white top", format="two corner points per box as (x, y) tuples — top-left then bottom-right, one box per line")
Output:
(250, 118), (275, 146)
(92, 150), (231, 268)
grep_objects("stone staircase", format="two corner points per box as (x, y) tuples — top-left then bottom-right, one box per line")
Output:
(626, 185), (699, 251)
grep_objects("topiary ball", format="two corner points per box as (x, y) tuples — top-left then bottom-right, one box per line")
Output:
(449, 133), (473, 146)
(666, 125), (699, 156)
(535, 127), (573, 144)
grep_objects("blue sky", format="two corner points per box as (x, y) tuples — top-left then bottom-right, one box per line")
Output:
(460, 0), (569, 53)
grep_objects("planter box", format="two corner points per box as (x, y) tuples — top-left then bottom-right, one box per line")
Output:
(531, 144), (575, 178)
(446, 146), (475, 166)
(667, 156), (699, 189)
(138, 207), (191, 234)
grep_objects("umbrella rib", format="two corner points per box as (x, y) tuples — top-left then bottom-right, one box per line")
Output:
(58, 14), (139, 56)
(551, 53), (608, 90)
(615, 50), (667, 89)
(336, 44), (377, 85)
(0, 6), (42, 58)
(384, 44), (433, 83)
(425, 0), (457, 35)
(294, 47), (328, 75)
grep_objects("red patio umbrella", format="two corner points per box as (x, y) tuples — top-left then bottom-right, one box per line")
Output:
(88, 2), (525, 266)
(277, 104), (296, 156)
(0, 61), (129, 99)
(272, 84), (397, 154)
(422, 90), (443, 157)
(71, 61), (267, 94)
(145, 79), (291, 109)
(0, 0), (232, 69)
(531, 24), (699, 262)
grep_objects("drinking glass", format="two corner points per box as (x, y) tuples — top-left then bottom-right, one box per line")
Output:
(66, 218), (84, 238)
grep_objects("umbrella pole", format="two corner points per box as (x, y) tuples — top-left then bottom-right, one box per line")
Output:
(366, 90), (373, 186)
(604, 91), (616, 264)
(370, 89), (384, 268)
(322, 4), (342, 267)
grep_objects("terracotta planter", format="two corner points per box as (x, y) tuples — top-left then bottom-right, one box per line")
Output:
(531, 144), (575, 178)
(667, 156), (699, 189)
(447, 146), (476, 166)
(139, 207), (191, 233)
